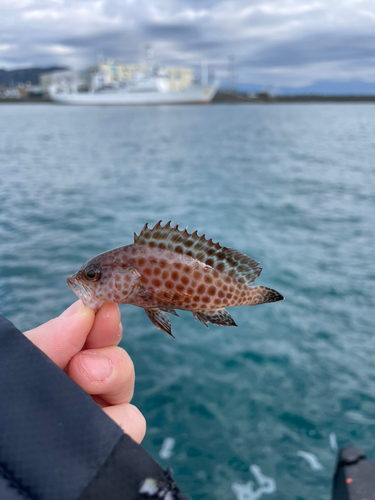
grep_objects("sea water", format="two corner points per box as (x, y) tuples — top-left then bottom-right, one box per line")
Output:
(0, 103), (374, 499)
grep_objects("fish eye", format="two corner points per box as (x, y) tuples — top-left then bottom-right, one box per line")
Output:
(85, 268), (101, 281)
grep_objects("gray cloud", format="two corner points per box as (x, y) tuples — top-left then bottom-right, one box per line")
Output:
(250, 33), (375, 68)
(141, 23), (200, 39)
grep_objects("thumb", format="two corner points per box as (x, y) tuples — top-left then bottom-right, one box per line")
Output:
(24, 301), (95, 369)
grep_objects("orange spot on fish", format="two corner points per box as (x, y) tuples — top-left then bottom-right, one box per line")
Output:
(171, 271), (179, 281)
(181, 275), (189, 286)
(138, 258), (145, 266)
(197, 284), (205, 294)
(173, 262), (182, 269)
(207, 286), (216, 296)
(153, 267), (161, 276)
(162, 270), (169, 279)
(141, 276), (148, 284)
(152, 279), (161, 287)
(204, 275), (213, 284)
(165, 281), (173, 289)
(193, 270), (202, 280)
(144, 268), (151, 276)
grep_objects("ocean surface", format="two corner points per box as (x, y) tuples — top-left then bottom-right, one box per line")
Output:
(1, 103), (375, 499)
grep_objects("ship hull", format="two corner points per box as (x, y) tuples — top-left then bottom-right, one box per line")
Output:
(50, 84), (218, 106)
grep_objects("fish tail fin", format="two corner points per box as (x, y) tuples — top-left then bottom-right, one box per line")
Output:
(244, 286), (284, 306)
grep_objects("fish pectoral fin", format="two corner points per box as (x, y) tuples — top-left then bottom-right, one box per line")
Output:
(114, 267), (141, 303)
(145, 308), (175, 338)
(193, 309), (237, 328)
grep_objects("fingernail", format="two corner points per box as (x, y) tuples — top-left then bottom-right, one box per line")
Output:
(116, 323), (123, 342)
(79, 352), (113, 382)
(59, 300), (83, 318)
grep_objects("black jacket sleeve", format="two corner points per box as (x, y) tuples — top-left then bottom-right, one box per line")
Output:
(0, 315), (189, 500)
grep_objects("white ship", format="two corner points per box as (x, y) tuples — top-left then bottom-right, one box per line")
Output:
(49, 67), (218, 105)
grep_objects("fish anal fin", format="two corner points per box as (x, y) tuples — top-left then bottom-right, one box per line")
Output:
(193, 311), (209, 328)
(145, 308), (175, 337)
(134, 221), (262, 285)
(193, 309), (237, 328)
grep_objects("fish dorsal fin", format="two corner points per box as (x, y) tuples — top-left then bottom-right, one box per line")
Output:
(134, 221), (262, 285)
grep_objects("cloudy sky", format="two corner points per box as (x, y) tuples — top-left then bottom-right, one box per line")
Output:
(2, 0), (375, 88)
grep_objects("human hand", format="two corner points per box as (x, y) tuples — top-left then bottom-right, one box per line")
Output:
(24, 300), (146, 444)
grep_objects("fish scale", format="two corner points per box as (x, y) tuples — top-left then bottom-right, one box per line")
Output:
(67, 221), (284, 336)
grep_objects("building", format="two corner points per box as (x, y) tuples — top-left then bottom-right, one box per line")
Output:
(40, 70), (85, 94)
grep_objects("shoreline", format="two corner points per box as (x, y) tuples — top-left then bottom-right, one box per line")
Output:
(2, 92), (375, 104)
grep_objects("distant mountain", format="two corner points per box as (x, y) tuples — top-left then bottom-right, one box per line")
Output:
(234, 80), (375, 96)
(0, 67), (68, 87)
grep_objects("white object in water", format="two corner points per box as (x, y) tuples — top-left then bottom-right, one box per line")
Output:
(159, 437), (175, 460)
(329, 432), (338, 452)
(297, 451), (324, 471)
(250, 465), (276, 494)
(345, 411), (375, 425)
(231, 465), (276, 500)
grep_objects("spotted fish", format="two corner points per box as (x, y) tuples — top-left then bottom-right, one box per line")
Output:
(67, 221), (283, 336)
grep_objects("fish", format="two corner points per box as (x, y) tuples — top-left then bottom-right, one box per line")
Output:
(67, 221), (283, 336)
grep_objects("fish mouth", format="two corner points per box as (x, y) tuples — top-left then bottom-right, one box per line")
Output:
(67, 275), (92, 303)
